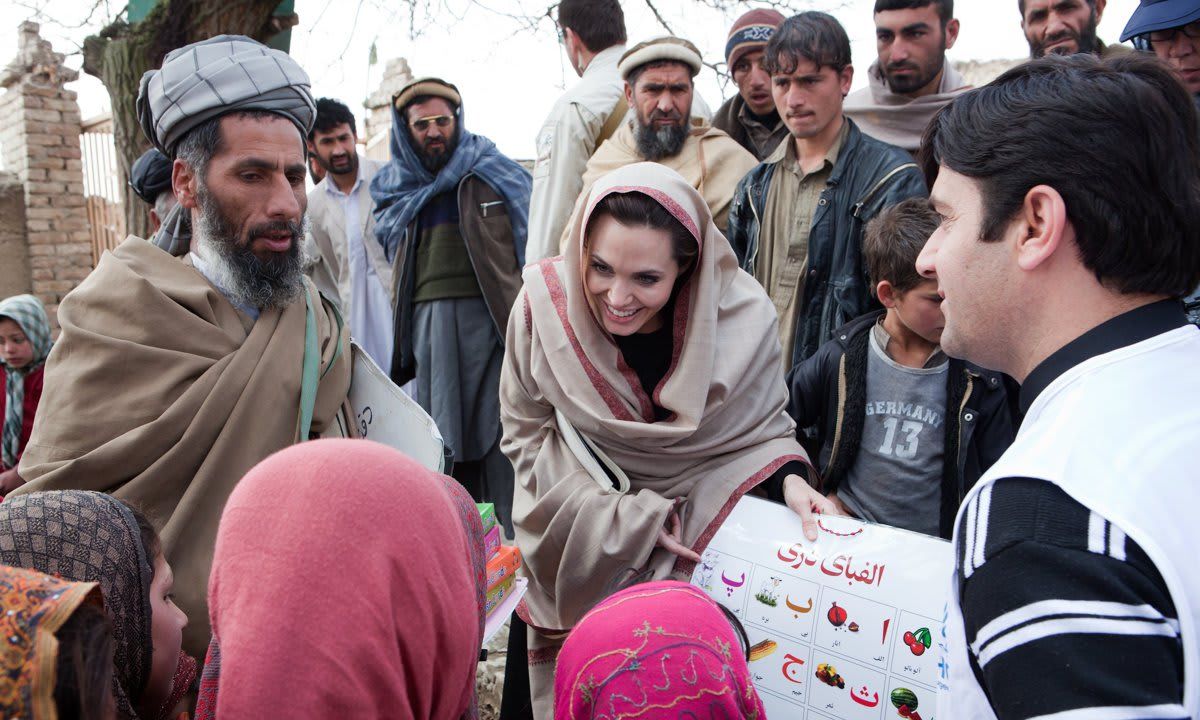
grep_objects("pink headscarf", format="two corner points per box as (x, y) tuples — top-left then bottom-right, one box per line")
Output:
(200, 439), (485, 719)
(554, 581), (766, 719)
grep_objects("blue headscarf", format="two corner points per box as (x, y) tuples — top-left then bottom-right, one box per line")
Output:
(370, 91), (531, 265)
(1, 295), (52, 469)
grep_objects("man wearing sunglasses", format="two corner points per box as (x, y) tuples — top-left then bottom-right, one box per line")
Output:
(1123, 0), (1200, 98)
(369, 77), (531, 536)
(1123, 0), (1200, 325)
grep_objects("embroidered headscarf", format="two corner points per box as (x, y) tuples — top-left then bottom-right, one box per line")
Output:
(554, 580), (765, 719)
(199, 439), (485, 720)
(0, 565), (102, 720)
(1, 294), (52, 469)
(0, 490), (188, 719)
(370, 77), (532, 264)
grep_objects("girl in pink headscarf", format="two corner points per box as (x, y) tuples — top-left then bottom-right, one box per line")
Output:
(555, 580), (766, 719)
(198, 439), (487, 720)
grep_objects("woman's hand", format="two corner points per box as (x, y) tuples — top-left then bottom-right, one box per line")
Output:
(783, 474), (842, 541)
(656, 501), (701, 562)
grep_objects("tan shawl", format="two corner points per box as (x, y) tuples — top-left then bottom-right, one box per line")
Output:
(15, 237), (351, 656)
(560, 118), (758, 253)
(503, 162), (809, 633)
(844, 61), (972, 152)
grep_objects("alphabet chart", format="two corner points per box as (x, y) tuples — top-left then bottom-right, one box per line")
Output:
(690, 496), (951, 720)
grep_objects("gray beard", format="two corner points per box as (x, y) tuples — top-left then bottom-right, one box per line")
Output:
(635, 119), (689, 162)
(193, 185), (306, 311)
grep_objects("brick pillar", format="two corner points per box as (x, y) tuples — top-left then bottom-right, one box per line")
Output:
(0, 22), (93, 328)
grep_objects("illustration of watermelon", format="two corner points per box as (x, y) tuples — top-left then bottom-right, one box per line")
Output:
(890, 688), (918, 709)
(891, 688), (922, 719)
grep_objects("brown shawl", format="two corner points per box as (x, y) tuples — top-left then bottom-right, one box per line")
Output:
(15, 237), (351, 656)
(562, 118), (758, 253)
(502, 162), (808, 634)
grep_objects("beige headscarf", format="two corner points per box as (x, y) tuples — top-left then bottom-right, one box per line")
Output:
(501, 162), (809, 634)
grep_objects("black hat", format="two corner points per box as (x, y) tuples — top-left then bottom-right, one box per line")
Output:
(129, 148), (172, 205)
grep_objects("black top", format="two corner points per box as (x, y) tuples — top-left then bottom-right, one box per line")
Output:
(613, 320), (673, 421)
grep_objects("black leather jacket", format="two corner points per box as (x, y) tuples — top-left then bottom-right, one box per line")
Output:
(726, 119), (927, 366)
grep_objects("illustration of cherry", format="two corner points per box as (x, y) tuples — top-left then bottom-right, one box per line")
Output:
(827, 601), (848, 628)
(903, 627), (932, 656)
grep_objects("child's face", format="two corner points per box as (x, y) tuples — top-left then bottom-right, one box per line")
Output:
(892, 280), (945, 344)
(0, 317), (34, 370)
(140, 552), (188, 718)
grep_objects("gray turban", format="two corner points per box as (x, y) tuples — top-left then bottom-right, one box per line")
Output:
(136, 35), (316, 158)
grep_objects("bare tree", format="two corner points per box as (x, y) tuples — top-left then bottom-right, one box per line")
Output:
(18, 0), (831, 236)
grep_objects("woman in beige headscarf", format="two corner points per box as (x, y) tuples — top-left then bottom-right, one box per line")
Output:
(501, 161), (838, 716)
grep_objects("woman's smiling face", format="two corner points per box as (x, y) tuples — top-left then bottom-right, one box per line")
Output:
(584, 213), (682, 336)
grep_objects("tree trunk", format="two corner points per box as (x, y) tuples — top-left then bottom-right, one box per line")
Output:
(82, 0), (287, 239)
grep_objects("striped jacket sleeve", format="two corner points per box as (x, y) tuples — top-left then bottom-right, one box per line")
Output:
(957, 477), (1186, 720)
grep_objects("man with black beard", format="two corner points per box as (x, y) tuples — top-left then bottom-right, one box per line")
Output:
(14, 36), (352, 659)
(571, 37), (757, 238)
(369, 77), (530, 535)
(304, 98), (394, 369)
(845, 0), (972, 153)
(1019, 0), (1131, 59)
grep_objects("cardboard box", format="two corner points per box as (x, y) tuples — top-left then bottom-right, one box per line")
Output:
(477, 503), (496, 534)
(485, 574), (516, 616)
(486, 545), (522, 592)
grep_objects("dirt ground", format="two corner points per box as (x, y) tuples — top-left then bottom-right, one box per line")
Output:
(476, 622), (509, 719)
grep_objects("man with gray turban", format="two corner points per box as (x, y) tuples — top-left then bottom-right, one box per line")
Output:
(14, 35), (352, 658)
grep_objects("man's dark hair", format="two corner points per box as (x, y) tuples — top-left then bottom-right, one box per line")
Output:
(763, 12), (853, 75)
(311, 97), (356, 140)
(558, 0), (627, 53)
(920, 53), (1200, 298)
(875, 0), (954, 26)
(176, 109), (292, 180)
(864, 198), (939, 293)
(1017, 0), (1095, 16)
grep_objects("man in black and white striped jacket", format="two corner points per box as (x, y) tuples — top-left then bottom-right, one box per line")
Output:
(915, 52), (1200, 719)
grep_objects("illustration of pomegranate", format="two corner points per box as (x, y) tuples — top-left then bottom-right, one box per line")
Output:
(827, 601), (848, 627)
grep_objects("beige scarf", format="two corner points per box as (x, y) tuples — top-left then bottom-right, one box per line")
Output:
(503, 162), (809, 637)
(15, 237), (351, 656)
(562, 118), (758, 253)
(844, 61), (972, 152)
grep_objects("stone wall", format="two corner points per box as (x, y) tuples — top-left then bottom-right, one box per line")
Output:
(0, 22), (93, 327)
(0, 172), (29, 297)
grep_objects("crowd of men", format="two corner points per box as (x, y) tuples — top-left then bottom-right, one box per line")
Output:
(1, 0), (1198, 718)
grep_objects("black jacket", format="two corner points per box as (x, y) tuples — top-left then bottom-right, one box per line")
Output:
(726, 119), (927, 366)
(786, 311), (1017, 539)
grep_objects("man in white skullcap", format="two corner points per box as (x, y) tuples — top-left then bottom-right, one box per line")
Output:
(14, 35), (352, 658)
(564, 36), (757, 248)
